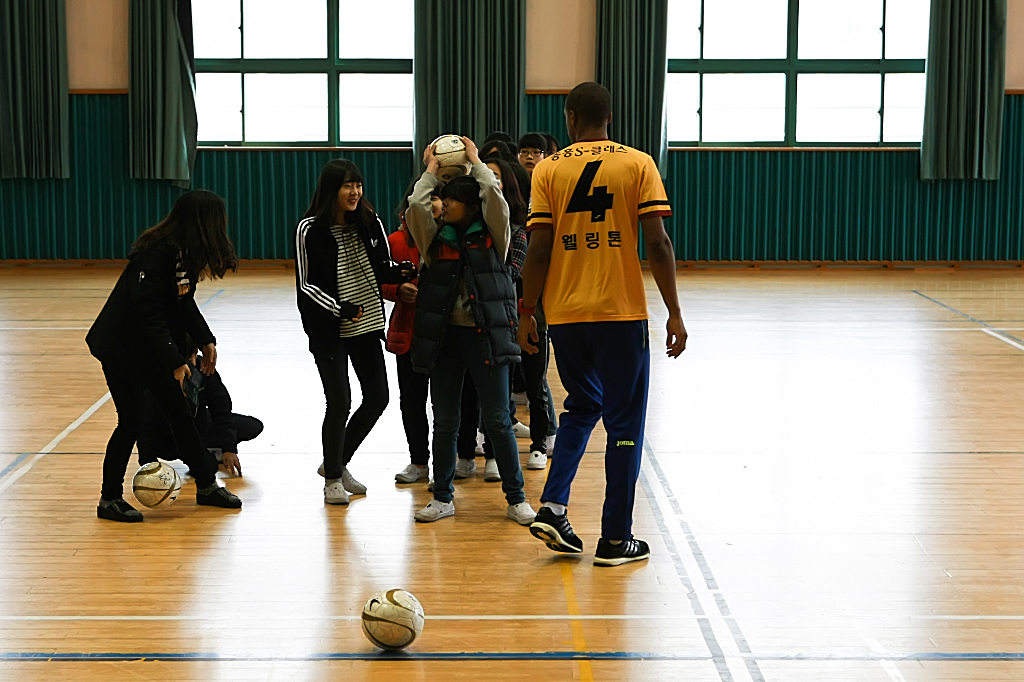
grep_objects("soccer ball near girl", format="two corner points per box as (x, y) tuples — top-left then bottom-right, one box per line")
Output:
(431, 134), (470, 182)
(361, 589), (425, 650)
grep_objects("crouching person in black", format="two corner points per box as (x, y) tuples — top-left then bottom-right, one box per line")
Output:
(138, 341), (264, 477)
(86, 190), (244, 522)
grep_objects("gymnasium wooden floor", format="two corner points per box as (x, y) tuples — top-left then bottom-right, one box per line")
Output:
(2, 264), (1024, 681)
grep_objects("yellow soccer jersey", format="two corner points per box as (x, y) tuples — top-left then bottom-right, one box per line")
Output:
(527, 140), (671, 325)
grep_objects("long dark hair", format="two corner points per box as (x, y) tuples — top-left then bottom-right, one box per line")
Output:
(133, 190), (238, 280)
(483, 157), (527, 226)
(304, 159), (376, 229)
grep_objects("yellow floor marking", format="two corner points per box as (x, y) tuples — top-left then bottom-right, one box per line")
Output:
(559, 562), (595, 682)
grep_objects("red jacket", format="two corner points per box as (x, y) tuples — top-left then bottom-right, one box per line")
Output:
(382, 229), (420, 355)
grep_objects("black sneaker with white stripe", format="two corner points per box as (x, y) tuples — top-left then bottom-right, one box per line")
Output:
(529, 507), (583, 553)
(594, 537), (650, 566)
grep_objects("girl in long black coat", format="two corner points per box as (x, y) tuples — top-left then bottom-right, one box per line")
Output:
(86, 190), (243, 522)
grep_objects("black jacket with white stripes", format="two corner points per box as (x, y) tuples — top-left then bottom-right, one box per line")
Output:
(294, 213), (409, 358)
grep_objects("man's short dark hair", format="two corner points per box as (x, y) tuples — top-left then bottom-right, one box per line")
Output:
(517, 133), (547, 152)
(564, 82), (611, 127)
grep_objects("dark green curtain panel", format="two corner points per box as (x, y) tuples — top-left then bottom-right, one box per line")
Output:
(0, 0), (69, 179)
(413, 0), (526, 161)
(129, 0), (196, 187)
(595, 0), (668, 174)
(921, 0), (1007, 180)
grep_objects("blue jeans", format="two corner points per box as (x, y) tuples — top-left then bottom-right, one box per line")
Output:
(543, 320), (650, 540)
(429, 326), (526, 504)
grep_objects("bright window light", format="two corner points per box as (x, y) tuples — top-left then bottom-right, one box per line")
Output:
(244, 73), (328, 142)
(702, 73), (786, 142)
(666, 0), (701, 59)
(798, 0), (883, 59)
(192, 0), (240, 58)
(666, 73), (700, 142)
(338, 0), (414, 59)
(703, 0), (788, 59)
(196, 73), (242, 141)
(797, 74), (881, 142)
(243, 0), (326, 58)
(885, 0), (931, 58)
(337, 74), (414, 141)
(883, 73), (926, 142)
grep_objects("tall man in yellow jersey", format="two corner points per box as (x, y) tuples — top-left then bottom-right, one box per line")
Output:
(518, 82), (687, 566)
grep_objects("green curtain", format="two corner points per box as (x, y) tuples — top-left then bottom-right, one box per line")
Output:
(595, 0), (668, 175)
(413, 0), (526, 163)
(921, 0), (1007, 180)
(129, 0), (196, 187)
(0, 0), (69, 179)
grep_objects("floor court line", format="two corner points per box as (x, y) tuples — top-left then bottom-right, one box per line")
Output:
(5, 613), (1024, 622)
(0, 289), (227, 495)
(913, 290), (1024, 348)
(2, 652), (1023, 663)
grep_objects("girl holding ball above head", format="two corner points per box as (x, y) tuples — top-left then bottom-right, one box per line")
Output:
(296, 160), (416, 505)
(405, 137), (536, 525)
(86, 190), (243, 522)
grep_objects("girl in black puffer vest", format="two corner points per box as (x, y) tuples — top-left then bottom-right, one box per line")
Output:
(404, 136), (536, 526)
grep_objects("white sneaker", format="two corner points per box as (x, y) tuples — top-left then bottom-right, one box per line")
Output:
(527, 450), (548, 470)
(427, 477), (434, 492)
(414, 499), (454, 522)
(341, 466), (366, 495)
(513, 391), (528, 405)
(483, 458), (501, 482)
(512, 422), (531, 438)
(396, 463), (429, 483)
(507, 502), (537, 525)
(324, 480), (349, 505)
(455, 459), (477, 479)
(317, 462), (325, 477)
(544, 434), (556, 453)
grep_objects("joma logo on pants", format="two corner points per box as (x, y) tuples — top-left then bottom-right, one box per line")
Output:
(616, 440), (635, 447)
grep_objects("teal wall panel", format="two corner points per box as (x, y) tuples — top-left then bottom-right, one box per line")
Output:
(0, 95), (413, 260)
(2, 93), (1023, 261)
(525, 93), (571, 148)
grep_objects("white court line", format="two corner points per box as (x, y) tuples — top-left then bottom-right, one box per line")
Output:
(0, 393), (111, 495)
(980, 328), (1024, 352)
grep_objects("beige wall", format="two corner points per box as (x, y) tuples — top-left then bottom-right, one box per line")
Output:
(1008, 0), (1024, 90)
(66, 0), (129, 90)
(525, 0), (595, 91)
(62, 0), (1022, 93)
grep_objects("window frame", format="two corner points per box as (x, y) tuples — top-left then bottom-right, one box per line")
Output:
(667, 0), (927, 147)
(194, 0), (414, 147)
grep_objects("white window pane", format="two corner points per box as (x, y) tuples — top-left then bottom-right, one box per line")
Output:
(243, 0), (326, 58)
(192, 0), (240, 58)
(244, 73), (328, 141)
(798, 0), (883, 59)
(197, 73), (242, 141)
(666, 0), (701, 59)
(703, 0), (788, 59)
(797, 74), (881, 142)
(885, 0), (930, 58)
(883, 73), (926, 142)
(338, 74), (414, 141)
(702, 73), (786, 142)
(666, 73), (699, 142)
(338, 0), (414, 59)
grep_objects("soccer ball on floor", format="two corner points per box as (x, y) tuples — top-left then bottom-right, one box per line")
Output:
(361, 589), (425, 650)
(431, 134), (470, 182)
(131, 461), (182, 508)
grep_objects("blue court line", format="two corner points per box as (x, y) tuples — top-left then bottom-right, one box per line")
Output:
(0, 453), (31, 482)
(912, 290), (1024, 346)
(199, 289), (225, 311)
(2, 651), (1024, 663)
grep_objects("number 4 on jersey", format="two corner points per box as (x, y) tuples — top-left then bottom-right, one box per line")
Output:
(566, 160), (614, 222)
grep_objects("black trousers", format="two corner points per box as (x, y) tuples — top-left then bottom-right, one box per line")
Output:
(314, 332), (389, 479)
(521, 329), (552, 453)
(395, 350), (430, 466)
(100, 363), (217, 500)
(137, 413), (264, 465)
